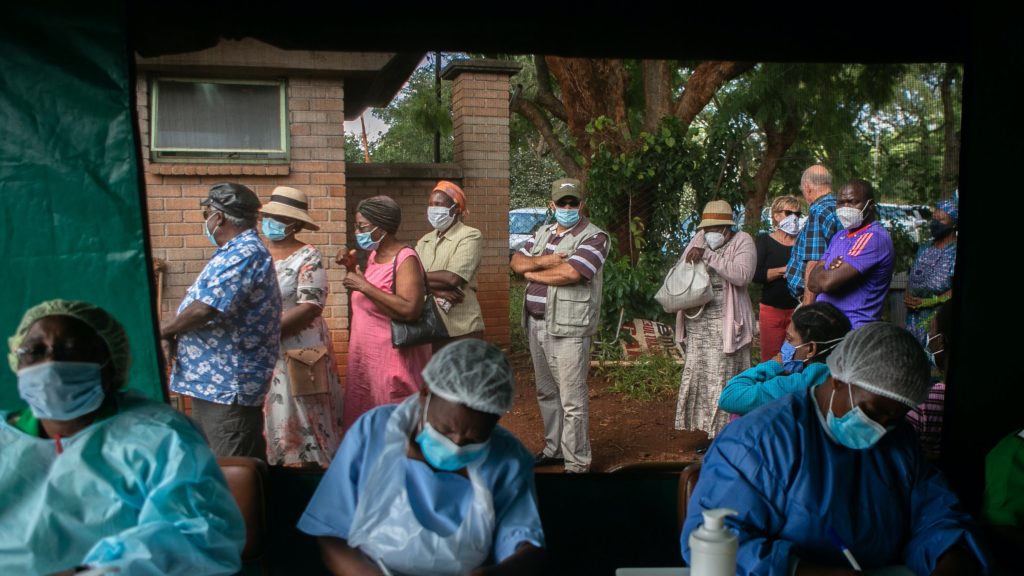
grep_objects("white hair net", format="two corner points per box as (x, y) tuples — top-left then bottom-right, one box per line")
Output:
(421, 339), (514, 415)
(826, 322), (930, 408)
(8, 299), (131, 387)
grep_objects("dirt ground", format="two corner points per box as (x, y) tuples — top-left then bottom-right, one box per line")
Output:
(499, 350), (711, 473)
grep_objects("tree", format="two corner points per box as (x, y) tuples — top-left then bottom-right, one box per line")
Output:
(368, 63), (454, 163)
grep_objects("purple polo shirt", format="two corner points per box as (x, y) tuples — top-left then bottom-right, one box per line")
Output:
(816, 221), (894, 328)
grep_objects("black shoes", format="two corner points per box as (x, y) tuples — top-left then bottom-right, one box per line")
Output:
(534, 452), (565, 466)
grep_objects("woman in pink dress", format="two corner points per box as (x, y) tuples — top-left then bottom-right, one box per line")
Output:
(339, 196), (432, 430)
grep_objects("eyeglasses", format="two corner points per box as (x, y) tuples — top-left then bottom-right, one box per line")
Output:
(355, 222), (377, 233)
(555, 198), (580, 208)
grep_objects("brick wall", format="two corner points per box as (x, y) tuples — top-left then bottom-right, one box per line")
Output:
(444, 61), (522, 348)
(137, 73), (350, 376)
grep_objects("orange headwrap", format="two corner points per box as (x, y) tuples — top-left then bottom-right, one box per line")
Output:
(432, 180), (467, 215)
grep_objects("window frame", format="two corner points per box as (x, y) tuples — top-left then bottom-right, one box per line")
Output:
(149, 77), (289, 164)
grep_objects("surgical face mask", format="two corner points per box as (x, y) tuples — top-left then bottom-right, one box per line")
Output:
(427, 206), (456, 231)
(930, 219), (954, 240)
(17, 361), (106, 421)
(261, 217), (291, 241)
(705, 231), (726, 250)
(554, 207), (581, 228)
(836, 199), (872, 230)
(415, 395), (489, 471)
(826, 385), (888, 450)
(778, 214), (800, 236)
(355, 227), (383, 251)
(203, 213), (221, 246)
(779, 340), (811, 373)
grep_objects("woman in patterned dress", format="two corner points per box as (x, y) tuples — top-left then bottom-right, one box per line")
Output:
(260, 186), (343, 468)
(673, 200), (756, 441)
(904, 197), (958, 346)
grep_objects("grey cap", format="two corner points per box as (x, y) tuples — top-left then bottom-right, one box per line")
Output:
(201, 182), (261, 219)
(421, 339), (514, 415)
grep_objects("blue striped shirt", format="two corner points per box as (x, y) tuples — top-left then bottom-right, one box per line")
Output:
(785, 194), (838, 298)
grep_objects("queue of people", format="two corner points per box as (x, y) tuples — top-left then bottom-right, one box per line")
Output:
(5, 172), (1011, 575)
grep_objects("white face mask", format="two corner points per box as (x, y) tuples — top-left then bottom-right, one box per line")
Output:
(427, 206), (456, 231)
(705, 231), (726, 250)
(778, 214), (800, 236)
(836, 199), (872, 230)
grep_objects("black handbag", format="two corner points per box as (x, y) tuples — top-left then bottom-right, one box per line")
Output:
(390, 248), (450, 348)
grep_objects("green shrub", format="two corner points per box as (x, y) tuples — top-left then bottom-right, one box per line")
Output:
(509, 280), (528, 354)
(602, 353), (681, 402)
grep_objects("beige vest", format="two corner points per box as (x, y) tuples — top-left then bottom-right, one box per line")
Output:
(524, 221), (605, 338)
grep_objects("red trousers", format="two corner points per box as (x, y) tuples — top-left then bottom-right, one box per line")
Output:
(759, 303), (795, 362)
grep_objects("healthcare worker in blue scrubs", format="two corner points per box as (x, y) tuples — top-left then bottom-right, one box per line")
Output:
(0, 300), (244, 575)
(298, 338), (545, 576)
(682, 322), (988, 576)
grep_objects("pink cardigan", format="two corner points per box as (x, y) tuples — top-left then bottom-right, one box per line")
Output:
(673, 229), (756, 354)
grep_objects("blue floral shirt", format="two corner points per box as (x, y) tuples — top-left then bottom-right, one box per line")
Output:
(170, 229), (281, 406)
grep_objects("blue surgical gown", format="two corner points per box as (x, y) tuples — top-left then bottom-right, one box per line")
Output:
(298, 396), (545, 563)
(682, 387), (988, 576)
(0, 392), (244, 575)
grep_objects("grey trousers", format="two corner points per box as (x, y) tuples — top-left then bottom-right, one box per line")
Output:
(190, 397), (267, 459)
(527, 315), (592, 472)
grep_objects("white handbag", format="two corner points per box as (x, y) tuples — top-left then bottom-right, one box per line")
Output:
(655, 259), (714, 315)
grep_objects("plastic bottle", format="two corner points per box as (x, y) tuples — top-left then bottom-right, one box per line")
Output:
(688, 508), (738, 576)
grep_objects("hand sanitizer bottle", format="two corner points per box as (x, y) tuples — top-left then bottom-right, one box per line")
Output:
(688, 508), (738, 576)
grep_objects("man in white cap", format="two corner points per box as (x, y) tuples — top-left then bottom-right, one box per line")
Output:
(510, 178), (609, 474)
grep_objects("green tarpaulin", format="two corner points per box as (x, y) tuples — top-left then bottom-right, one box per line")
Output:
(0, 2), (162, 409)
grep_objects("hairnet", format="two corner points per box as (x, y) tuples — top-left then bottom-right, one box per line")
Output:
(358, 195), (402, 234)
(421, 339), (514, 415)
(826, 322), (929, 408)
(8, 300), (131, 387)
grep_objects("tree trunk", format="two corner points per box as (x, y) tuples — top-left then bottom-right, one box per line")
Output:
(940, 64), (960, 198)
(545, 56), (631, 163)
(643, 60), (673, 133)
(674, 61), (755, 127)
(510, 95), (583, 180)
(745, 113), (801, 227)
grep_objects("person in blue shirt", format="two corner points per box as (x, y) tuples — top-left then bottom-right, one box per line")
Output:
(298, 339), (545, 576)
(160, 182), (282, 458)
(719, 302), (850, 416)
(683, 323), (988, 576)
(1, 300), (244, 575)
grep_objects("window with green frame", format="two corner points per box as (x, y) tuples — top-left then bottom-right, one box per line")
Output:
(150, 78), (288, 162)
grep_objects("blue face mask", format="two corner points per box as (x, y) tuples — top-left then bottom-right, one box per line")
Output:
(203, 213), (220, 246)
(779, 341), (810, 373)
(825, 385), (888, 450)
(17, 361), (106, 421)
(415, 395), (489, 471)
(355, 226), (383, 251)
(261, 217), (290, 241)
(554, 207), (581, 228)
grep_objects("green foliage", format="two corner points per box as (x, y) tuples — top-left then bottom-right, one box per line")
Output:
(508, 280), (528, 354)
(598, 252), (674, 340)
(368, 63), (454, 163)
(510, 145), (564, 209)
(602, 354), (681, 402)
(344, 132), (365, 164)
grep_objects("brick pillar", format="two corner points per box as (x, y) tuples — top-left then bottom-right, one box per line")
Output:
(441, 59), (522, 349)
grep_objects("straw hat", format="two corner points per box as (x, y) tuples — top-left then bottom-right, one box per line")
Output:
(697, 199), (736, 229)
(259, 186), (320, 231)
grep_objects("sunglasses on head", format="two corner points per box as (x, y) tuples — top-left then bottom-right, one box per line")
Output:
(555, 198), (580, 208)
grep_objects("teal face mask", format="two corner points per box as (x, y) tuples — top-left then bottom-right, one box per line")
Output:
(826, 384), (888, 450)
(355, 226), (383, 251)
(261, 217), (290, 241)
(17, 361), (106, 421)
(415, 394), (489, 471)
(203, 213), (220, 246)
(554, 207), (580, 228)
